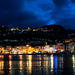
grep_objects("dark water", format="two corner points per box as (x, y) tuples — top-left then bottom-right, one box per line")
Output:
(0, 55), (75, 75)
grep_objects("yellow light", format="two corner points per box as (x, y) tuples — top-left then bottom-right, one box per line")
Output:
(0, 59), (4, 73)
(9, 60), (12, 72)
(19, 55), (23, 72)
(28, 55), (32, 74)
(9, 55), (12, 72)
(39, 55), (41, 71)
(19, 60), (22, 72)
(9, 55), (12, 60)
(19, 55), (22, 60)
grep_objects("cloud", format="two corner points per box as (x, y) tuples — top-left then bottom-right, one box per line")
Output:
(53, 0), (69, 7)
(56, 18), (75, 29)
(50, 0), (75, 29)
(72, 0), (75, 3)
(0, 0), (75, 29)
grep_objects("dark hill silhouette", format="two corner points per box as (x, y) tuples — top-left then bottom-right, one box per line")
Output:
(41, 25), (65, 30)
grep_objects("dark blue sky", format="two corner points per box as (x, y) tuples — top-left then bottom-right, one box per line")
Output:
(0, 0), (75, 29)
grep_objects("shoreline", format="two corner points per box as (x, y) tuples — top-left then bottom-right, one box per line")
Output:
(0, 53), (74, 55)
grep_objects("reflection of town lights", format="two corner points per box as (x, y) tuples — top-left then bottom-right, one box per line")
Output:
(51, 55), (54, 72)
(54, 56), (57, 73)
(9, 56), (12, 72)
(45, 56), (48, 74)
(39, 55), (41, 71)
(28, 55), (32, 74)
(9, 55), (12, 60)
(29, 55), (32, 61)
(0, 60), (4, 72)
(9, 60), (12, 72)
(72, 55), (75, 70)
(20, 60), (22, 72)
(27, 55), (32, 75)
(19, 55), (22, 60)
(2, 61), (4, 70)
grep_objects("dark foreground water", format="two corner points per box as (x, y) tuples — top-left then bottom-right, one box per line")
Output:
(0, 54), (75, 75)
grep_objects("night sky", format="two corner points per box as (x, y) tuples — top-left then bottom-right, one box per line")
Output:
(0, 0), (75, 29)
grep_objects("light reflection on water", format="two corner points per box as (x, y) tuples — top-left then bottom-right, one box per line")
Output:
(0, 55), (75, 75)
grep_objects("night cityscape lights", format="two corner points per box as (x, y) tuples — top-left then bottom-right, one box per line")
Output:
(0, 44), (64, 54)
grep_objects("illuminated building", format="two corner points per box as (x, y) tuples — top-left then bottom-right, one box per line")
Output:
(66, 42), (75, 53)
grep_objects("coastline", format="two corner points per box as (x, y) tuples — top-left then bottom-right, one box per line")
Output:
(0, 52), (74, 55)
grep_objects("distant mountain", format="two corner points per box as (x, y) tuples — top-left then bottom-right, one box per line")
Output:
(41, 24), (65, 30)
(0, 24), (72, 30)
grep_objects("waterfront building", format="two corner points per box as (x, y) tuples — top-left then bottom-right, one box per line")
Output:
(66, 42), (75, 53)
